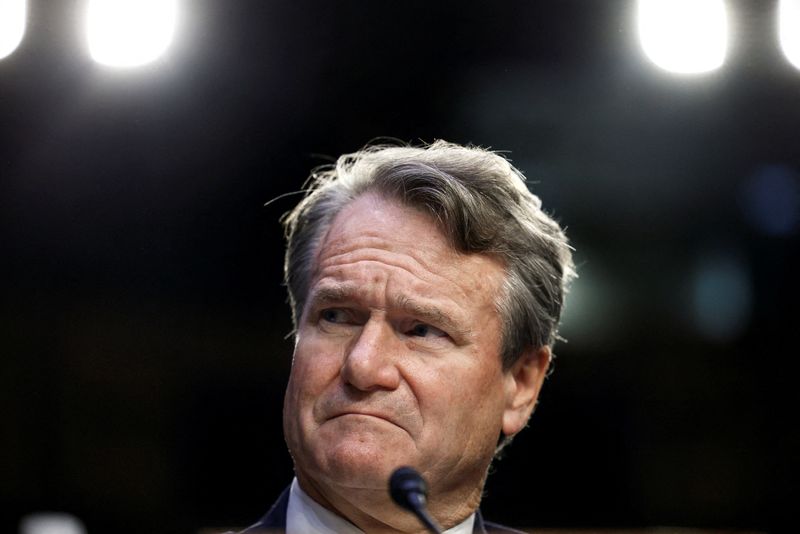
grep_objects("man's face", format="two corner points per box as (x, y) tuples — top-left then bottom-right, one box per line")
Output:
(283, 193), (525, 502)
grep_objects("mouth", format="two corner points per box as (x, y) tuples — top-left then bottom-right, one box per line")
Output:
(332, 411), (393, 423)
(328, 411), (408, 434)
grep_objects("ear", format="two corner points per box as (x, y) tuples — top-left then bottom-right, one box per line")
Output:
(502, 346), (551, 437)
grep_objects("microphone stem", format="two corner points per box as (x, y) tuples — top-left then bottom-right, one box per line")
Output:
(408, 493), (442, 534)
(415, 508), (442, 534)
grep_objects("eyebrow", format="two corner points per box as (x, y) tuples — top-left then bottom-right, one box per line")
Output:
(308, 283), (471, 340)
(308, 284), (356, 307)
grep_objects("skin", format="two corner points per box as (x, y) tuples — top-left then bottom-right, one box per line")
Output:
(283, 193), (550, 533)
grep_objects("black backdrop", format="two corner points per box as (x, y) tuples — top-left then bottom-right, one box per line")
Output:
(1, 1), (797, 532)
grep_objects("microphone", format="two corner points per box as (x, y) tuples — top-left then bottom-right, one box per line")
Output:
(389, 466), (442, 534)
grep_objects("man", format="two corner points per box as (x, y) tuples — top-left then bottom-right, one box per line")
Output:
(239, 140), (574, 533)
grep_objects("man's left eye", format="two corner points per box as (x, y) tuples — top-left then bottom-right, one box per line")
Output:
(407, 323), (448, 338)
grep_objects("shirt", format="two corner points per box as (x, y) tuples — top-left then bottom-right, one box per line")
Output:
(286, 477), (476, 534)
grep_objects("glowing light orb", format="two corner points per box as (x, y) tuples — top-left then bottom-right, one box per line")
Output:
(638, 0), (728, 74)
(87, 0), (177, 67)
(779, 0), (800, 70)
(0, 0), (26, 60)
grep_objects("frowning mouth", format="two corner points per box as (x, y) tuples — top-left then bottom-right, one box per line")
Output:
(332, 411), (394, 423)
(327, 411), (409, 434)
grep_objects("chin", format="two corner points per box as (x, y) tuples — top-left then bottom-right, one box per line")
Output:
(313, 435), (412, 490)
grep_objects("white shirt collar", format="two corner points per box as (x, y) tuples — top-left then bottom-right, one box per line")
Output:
(286, 477), (476, 534)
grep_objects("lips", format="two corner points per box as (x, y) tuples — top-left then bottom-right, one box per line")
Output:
(330, 410), (398, 426)
(321, 404), (414, 436)
(314, 390), (419, 437)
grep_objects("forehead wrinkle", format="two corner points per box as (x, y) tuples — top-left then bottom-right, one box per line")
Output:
(315, 243), (475, 302)
(314, 214), (453, 267)
(311, 244), (502, 325)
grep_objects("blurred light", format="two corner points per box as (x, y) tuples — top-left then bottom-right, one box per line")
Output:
(637, 0), (728, 74)
(87, 0), (177, 67)
(0, 0), (26, 60)
(691, 253), (751, 342)
(779, 0), (800, 69)
(559, 261), (624, 348)
(19, 513), (86, 534)
(740, 164), (800, 237)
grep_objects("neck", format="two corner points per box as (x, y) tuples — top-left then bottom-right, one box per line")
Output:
(295, 470), (483, 533)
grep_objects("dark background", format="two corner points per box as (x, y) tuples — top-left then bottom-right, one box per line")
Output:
(1, 1), (797, 532)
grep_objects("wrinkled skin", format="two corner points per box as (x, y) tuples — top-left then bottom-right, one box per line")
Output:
(283, 193), (549, 532)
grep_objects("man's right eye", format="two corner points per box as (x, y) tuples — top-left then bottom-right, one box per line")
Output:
(320, 308), (348, 324)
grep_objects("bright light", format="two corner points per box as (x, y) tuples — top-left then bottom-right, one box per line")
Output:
(638, 0), (728, 74)
(779, 0), (800, 69)
(20, 512), (87, 534)
(0, 0), (26, 60)
(87, 0), (177, 67)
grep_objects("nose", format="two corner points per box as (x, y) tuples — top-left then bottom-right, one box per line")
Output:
(340, 317), (401, 392)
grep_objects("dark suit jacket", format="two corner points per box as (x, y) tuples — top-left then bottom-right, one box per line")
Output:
(236, 486), (525, 533)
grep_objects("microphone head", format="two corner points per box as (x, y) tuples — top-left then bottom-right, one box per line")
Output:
(389, 466), (428, 511)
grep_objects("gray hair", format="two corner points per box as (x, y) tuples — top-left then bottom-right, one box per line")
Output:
(282, 140), (575, 369)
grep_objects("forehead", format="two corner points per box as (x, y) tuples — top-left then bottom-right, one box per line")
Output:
(309, 193), (506, 316)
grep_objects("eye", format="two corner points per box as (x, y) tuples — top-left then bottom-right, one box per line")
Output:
(407, 323), (448, 339)
(320, 308), (349, 324)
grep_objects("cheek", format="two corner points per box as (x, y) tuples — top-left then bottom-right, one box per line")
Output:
(411, 362), (485, 418)
(284, 338), (343, 448)
(287, 335), (344, 405)
(415, 358), (505, 434)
